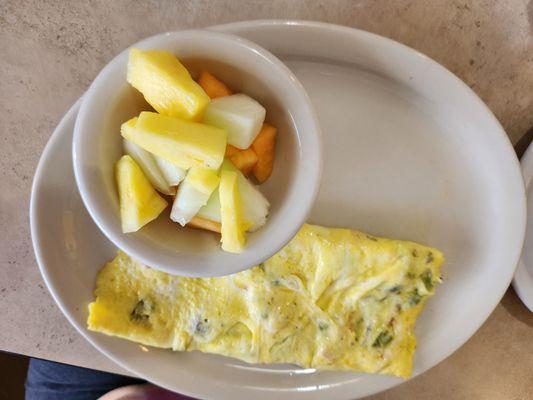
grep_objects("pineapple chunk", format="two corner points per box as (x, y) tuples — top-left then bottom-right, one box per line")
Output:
(127, 48), (210, 121)
(115, 155), (167, 233)
(223, 160), (269, 231)
(219, 170), (246, 253)
(170, 167), (220, 226)
(203, 94), (266, 149)
(122, 117), (186, 187)
(186, 167), (220, 195)
(122, 118), (174, 195)
(197, 160), (269, 231)
(123, 137), (175, 195)
(153, 155), (186, 186)
(121, 111), (226, 170)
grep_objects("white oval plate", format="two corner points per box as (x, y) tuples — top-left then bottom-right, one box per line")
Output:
(513, 141), (533, 311)
(30, 21), (526, 399)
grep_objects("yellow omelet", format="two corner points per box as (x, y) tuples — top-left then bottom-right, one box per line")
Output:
(88, 224), (444, 378)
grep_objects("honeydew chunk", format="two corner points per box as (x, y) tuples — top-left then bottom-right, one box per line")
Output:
(196, 188), (221, 223)
(121, 111), (226, 170)
(219, 170), (246, 253)
(122, 119), (174, 196)
(123, 138), (175, 196)
(115, 155), (167, 233)
(170, 167), (220, 226)
(154, 155), (186, 186)
(170, 181), (208, 226)
(122, 117), (185, 187)
(197, 160), (269, 231)
(127, 48), (210, 121)
(203, 94), (266, 149)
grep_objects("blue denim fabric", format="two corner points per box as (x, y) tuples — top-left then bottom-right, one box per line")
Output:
(25, 358), (144, 400)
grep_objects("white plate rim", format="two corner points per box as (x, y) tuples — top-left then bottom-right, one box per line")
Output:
(512, 142), (533, 311)
(29, 19), (527, 399)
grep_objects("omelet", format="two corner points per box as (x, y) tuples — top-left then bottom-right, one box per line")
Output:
(88, 224), (443, 378)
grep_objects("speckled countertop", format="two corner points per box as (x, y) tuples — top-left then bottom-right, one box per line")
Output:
(1, 1), (532, 399)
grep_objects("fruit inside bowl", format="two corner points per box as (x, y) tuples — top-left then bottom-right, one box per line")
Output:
(117, 49), (278, 254)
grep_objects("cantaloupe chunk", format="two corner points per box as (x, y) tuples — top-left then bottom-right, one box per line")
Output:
(115, 155), (167, 233)
(121, 111), (226, 170)
(225, 144), (240, 157)
(219, 170), (246, 253)
(127, 49), (209, 121)
(229, 148), (258, 177)
(187, 216), (221, 233)
(198, 71), (232, 99)
(252, 123), (277, 183)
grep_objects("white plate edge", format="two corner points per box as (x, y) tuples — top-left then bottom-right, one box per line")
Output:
(512, 142), (533, 311)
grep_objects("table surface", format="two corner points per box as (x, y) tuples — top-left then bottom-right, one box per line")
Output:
(2, 1), (533, 399)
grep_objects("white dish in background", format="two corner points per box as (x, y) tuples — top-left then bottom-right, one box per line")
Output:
(31, 20), (526, 399)
(513, 142), (533, 311)
(73, 29), (322, 277)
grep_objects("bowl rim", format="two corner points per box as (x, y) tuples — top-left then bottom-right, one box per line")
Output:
(72, 29), (322, 277)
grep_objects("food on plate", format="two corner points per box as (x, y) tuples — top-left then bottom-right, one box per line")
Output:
(115, 155), (167, 233)
(228, 147), (258, 177)
(153, 155), (186, 187)
(198, 70), (233, 99)
(197, 160), (269, 232)
(121, 112), (227, 170)
(222, 123), (277, 180)
(188, 216), (221, 233)
(116, 49), (278, 253)
(203, 94), (266, 149)
(251, 123), (277, 183)
(224, 144), (240, 157)
(88, 224), (444, 378)
(170, 167), (220, 226)
(127, 49), (210, 121)
(123, 137), (175, 196)
(219, 170), (246, 253)
(122, 117), (186, 189)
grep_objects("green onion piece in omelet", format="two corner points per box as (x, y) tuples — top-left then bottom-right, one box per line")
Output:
(87, 224), (444, 378)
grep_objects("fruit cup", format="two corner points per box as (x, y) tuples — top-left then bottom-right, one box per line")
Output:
(73, 30), (322, 277)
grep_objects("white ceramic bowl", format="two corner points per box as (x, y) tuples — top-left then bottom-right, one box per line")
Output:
(73, 30), (322, 277)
